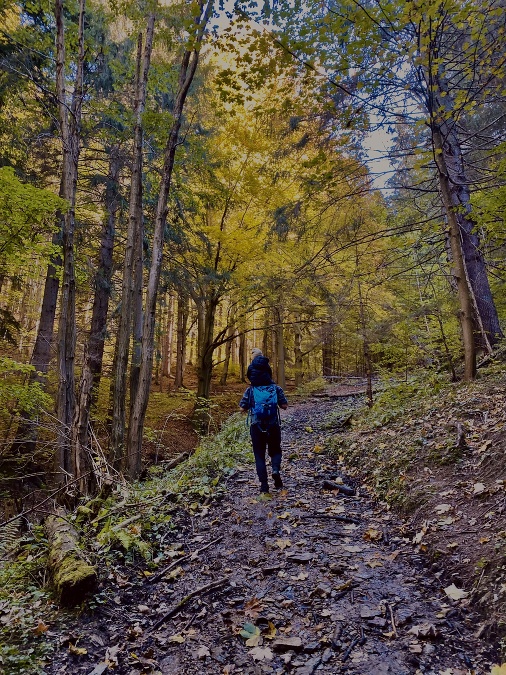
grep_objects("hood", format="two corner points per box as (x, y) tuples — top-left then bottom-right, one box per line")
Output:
(251, 355), (270, 369)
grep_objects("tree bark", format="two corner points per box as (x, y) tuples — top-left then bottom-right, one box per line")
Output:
(294, 314), (303, 387)
(220, 317), (235, 386)
(432, 81), (502, 349)
(174, 292), (188, 388)
(126, 0), (213, 478)
(433, 126), (476, 381)
(71, 147), (120, 494)
(161, 292), (175, 382)
(275, 306), (286, 388)
(195, 297), (218, 400)
(110, 18), (154, 468)
(55, 0), (85, 484)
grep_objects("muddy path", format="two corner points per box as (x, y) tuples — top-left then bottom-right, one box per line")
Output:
(49, 397), (494, 675)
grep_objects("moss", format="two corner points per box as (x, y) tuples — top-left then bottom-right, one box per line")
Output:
(54, 554), (97, 606)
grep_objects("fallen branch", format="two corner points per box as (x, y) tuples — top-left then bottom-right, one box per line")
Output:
(148, 535), (225, 584)
(300, 514), (360, 525)
(151, 577), (229, 631)
(160, 452), (190, 470)
(322, 480), (355, 496)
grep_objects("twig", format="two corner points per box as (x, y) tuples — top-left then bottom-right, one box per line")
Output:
(148, 535), (224, 584)
(386, 602), (397, 636)
(150, 577), (229, 631)
(341, 636), (360, 662)
(300, 514), (360, 524)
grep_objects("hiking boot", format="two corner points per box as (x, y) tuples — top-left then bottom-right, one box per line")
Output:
(272, 472), (283, 489)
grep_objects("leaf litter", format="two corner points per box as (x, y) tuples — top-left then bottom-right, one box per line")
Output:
(45, 393), (498, 674)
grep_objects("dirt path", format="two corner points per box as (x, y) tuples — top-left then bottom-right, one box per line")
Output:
(49, 397), (494, 675)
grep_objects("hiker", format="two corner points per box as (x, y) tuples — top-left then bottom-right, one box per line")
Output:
(247, 347), (274, 386)
(239, 367), (288, 496)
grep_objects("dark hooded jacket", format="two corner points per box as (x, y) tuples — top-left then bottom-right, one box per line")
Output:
(246, 355), (274, 386)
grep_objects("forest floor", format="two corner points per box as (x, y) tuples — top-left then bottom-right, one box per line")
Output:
(43, 390), (499, 675)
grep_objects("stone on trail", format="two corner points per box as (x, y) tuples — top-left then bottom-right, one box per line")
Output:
(272, 637), (304, 652)
(286, 551), (314, 563)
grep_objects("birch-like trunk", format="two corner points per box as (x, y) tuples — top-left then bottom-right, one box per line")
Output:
(174, 293), (189, 388)
(126, 0), (213, 478)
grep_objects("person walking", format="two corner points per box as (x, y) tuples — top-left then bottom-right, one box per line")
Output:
(240, 350), (288, 498)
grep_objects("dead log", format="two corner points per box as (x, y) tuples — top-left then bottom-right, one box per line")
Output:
(44, 508), (97, 605)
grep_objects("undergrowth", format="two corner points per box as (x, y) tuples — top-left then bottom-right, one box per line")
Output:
(0, 526), (55, 674)
(326, 372), (452, 508)
(0, 413), (252, 673)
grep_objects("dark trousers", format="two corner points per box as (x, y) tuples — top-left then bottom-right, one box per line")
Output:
(250, 423), (282, 491)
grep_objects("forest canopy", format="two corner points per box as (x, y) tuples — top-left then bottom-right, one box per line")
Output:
(0, 0), (504, 493)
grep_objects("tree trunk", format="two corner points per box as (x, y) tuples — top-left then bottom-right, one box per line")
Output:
(433, 85), (502, 349)
(322, 326), (333, 377)
(71, 148), (120, 494)
(220, 322), (235, 386)
(174, 293), (188, 388)
(275, 306), (285, 388)
(196, 297), (218, 400)
(433, 126), (476, 381)
(55, 0), (85, 484)
(110, 19), (154, 468)
(294, 314), (303, 387)
(162, 292), (175, 381)
(126, 1), (213, 478)
(239, 326), (247, 383)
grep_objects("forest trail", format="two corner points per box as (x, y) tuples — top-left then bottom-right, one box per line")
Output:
(48, 397), (494, 675)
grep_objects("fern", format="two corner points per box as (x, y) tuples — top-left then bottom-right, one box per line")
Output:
(0, 518), (21, 561)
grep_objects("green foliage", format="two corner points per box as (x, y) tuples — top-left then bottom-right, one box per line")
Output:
(0, 167), (65, 277)
(0, 526), (55, 674)
(0, 358), (52, 430)
(293, 376), (327, 397)
(363, 373), (447, 427)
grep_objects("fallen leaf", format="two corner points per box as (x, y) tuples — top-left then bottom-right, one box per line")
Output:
(264, 621), (277, 639)
(305, 426), (313, 433)
(387, 550), (401, 561)
(35, 620), (49, 635)
(244, 597), (262, 618)
(366, 560), (383, 568)
(291, 571), (309, 581)
(313, 444), (324, 453)
(164, 566), (183, 581)
(277, 512), (291, 520)
(473, 483), (486, 495)
(491, 665), (506, 675)
(168, 634), (185, 643)
(446, 542), (458, 549)
(364, 528), (382, 541)
(435, 504), (452, 514)
(413, 524), (428, 544)
(197, 645), (211, 658)
(240, 622), (261, 646)
(444, 584), (468, 601)
(223, 665), (236, 674)
(249, 646), (273, 661)
(438, 517), (455, 526)
(480, 537), (490, 544)
(69, 644), (87, 655)
(382, 630), (396, 639)
(343, 545), (364, 553)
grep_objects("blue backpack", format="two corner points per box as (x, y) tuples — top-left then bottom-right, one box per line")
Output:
(249, 385), (280, 431)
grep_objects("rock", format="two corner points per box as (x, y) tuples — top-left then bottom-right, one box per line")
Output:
(322, 480), (355, 496)
(272, 637), (304, 652)
(396, 607), (414, 626)
(286, 552), (314, 563)
(360, 606), (381, 619)
(329, 563), (346, 575)
(367, 617), (387, 628)
(294, 655), (322, 674)
(304, 642), (320, 653)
